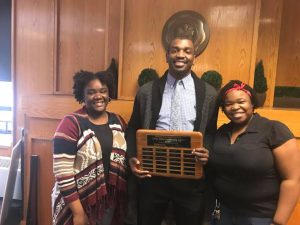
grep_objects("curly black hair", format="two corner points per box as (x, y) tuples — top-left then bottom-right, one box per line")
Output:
(73, 70), (114, 103)
(217, 80), (258, 110)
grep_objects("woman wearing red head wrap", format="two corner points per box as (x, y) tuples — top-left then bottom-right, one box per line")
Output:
(208, 80), (300, 225)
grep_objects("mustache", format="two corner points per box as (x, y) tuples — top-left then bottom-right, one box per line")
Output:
(173, 59), (187, 63)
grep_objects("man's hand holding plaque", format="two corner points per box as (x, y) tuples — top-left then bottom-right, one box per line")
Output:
(192, 147), (209, 165)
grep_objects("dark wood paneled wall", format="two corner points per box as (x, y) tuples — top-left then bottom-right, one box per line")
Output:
(10, 0), (300, 224)
(276, 0), (300, 87)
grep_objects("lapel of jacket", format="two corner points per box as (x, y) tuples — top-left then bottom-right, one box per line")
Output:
(150, 70), (168, 129)
(191, 71), (206, 131)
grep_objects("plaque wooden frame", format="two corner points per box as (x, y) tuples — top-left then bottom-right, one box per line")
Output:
(136, 129), (203, 179)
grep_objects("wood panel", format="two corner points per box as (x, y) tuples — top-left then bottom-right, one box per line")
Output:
(14, 0), (55, 142)
(31, 139), (54, 225)
(55, 0), (107, 93)
(248, 0), (261, 90)
(119, 0), (259, 99)
(255, 0), (283, 107)
(288, 201), (300, 225)
(14, 0), (55, 96)
(106, 0), (122, 68)
(21, 116), (59, 225)
(276, 0), (300, 87)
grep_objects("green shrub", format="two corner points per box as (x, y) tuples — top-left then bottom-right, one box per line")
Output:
(138, 68), (159, 87)
(201, 70), (222, 91)
(254, 60), (268, 93)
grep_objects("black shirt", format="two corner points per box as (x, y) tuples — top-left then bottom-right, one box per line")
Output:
(89, 122), (113, 180)
(209, 113), (294, 217)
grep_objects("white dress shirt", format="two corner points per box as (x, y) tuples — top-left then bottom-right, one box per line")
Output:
(156, 73), (196, 131)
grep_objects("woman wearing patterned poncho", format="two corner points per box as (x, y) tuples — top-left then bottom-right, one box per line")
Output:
(52, 70), (127, 225)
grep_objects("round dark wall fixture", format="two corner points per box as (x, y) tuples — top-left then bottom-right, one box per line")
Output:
(162, 10), (210, 57)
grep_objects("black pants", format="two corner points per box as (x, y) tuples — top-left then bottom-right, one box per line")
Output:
(137, 177), (206, 225)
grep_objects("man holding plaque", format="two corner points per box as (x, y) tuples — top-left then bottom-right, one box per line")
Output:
(126, 32), (218, 225)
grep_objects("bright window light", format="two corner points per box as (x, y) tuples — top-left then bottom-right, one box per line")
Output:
(0, 81), (13, 147)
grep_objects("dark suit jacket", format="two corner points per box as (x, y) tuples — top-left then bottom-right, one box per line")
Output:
(126, 70), (218, 159)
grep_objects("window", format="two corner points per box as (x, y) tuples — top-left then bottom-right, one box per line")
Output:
(0, 81), (13, 147)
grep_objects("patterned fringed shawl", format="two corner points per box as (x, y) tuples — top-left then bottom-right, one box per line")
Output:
(52, 108), (127, 225)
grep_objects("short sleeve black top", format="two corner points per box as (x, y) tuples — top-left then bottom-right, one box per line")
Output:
(209, 113), (294, 217)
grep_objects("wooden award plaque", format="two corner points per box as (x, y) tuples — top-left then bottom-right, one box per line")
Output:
(136, 129), (203, 179)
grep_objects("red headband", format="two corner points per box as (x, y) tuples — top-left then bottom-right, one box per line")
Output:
(224, 83), (252, 98)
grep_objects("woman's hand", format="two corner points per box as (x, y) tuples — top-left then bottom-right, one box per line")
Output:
(129, 157), (151, 178)
(192, 147), (209, 165)
(73, 212), (89, 225)
(69, 199), (90, 225)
